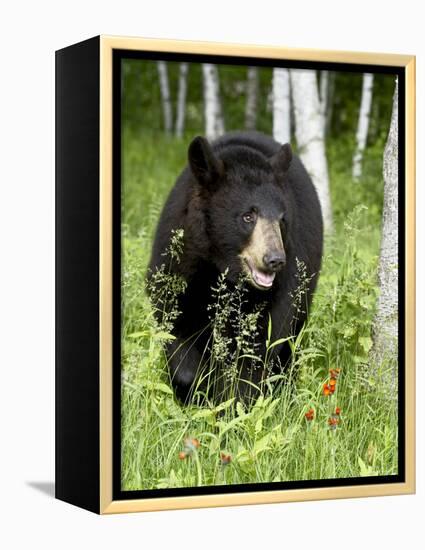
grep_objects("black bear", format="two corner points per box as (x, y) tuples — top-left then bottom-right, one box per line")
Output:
(148, 131), (323, 404)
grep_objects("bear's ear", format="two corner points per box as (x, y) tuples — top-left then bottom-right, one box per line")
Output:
(270, 143), (293, 176)
(188, 136), (224, 189)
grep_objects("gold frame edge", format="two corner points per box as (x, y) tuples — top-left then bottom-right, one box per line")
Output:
(99, 37), (114, 513)
(98, 36), (416, 514)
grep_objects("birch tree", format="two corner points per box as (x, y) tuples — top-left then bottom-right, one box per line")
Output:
(202, 64), (225, 140)
(352, 73), (374, 179)
(319, 70), (329, 133)
(245, 67), (259, 130)
(272, 68), (291, 144)
(371, 80), (398, 372)
(175, 63), (189, 138)
(157, 61), (173, 134)
(290, 69), (333, 231)
(325, 72), (336, 136)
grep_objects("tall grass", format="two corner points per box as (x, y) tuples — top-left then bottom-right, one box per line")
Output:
(121, 131), (397, 490)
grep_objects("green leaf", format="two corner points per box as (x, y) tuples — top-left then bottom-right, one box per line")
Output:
(127, 331), (149, 338)
(192, 409), (214, 420)
(153, 331), (176, 341)
(236, 448), (251, 463)
(216, 414), (247, 436)
(358, 456), (377, 477)
(139, 380), (174, 395)
(214, 398), (235, 413)
(263, 398), (280, 420)
(253, 432), (273, 455)
(255, 417), (263, 435)
(267, 336), (293, 350)
(253, 395), (264, 410)
(236, 401), (245, 417)
(267, 313), (272, 342)
(359, 336), (373, 354)
(342, 325), (356, 339)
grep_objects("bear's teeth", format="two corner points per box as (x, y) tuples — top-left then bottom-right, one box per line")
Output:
(252, 269), (275, 288)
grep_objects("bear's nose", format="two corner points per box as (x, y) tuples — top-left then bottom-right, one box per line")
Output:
(263, 251), (286, 272)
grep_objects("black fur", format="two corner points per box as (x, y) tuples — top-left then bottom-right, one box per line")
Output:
(148, 131), (323, 404)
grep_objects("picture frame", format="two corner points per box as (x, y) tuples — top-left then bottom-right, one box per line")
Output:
(55, 35), (415, 514)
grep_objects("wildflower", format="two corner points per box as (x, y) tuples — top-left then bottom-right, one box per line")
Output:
(330, 368), (341, 379)
(323, 383), (336, 396)
(178, 437), (200, 460)
(328, 408), (341, 431)
(184, 437), (200, 452)
(328, 416), (339, 430)
(305, 408), (315, 421)
(220, 452), (232, 466)
(329, 378), (337, 388)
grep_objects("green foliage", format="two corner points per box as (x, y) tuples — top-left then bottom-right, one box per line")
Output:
(122, 58), (395, 148)
(329, 72), (393, 142)
(120, 131), (398, 490)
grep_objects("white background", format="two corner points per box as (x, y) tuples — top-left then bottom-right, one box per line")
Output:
(0, 0), (423, 548)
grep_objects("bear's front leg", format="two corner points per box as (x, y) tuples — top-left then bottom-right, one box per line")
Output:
(166, 338), (203, 403)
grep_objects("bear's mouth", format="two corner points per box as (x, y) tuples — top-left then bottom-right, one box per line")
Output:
(243, 259), (276, 290)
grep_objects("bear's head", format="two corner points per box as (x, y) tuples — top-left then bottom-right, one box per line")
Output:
(188, 136), (293, 291)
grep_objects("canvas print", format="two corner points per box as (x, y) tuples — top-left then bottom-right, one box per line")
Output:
(119, 56), (400, 492)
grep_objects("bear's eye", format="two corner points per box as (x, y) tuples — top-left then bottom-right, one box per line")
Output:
(242, 211), (257, 224)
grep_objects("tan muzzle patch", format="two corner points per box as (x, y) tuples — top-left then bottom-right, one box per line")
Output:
(239, 217), (285, 290)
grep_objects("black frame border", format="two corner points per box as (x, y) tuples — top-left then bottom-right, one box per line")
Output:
(112, 48), (406, 502)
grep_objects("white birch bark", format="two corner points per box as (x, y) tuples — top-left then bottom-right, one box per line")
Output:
(352, 73), (374, 179)
(202, 64), (225, 140)
(371, 80), (399, 370)
(175, 63), (188, 138)
(325, 72), (335, 136)
(245, 67), (258, 130)
(319, 70), (329, 133)
(290, 69), (333, 232)
(157, 61), (173, 134)
(272, 68), (291, 144)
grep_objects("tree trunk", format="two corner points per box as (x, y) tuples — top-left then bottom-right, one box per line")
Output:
(202, 64), (225, 140)
(371, 80), (398, 375)
(319, 70), (329, 134)
(325, 71), (336, 136)
(352, 73), (374, 179)
(245, 67), (258, 130)
(290, 69), (333, 232)
(175, 63), (189, 138)
(272, 68), (291, 144)
(157, 61), (173, 134)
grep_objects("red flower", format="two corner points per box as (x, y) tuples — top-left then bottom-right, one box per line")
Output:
(305, 408), (315, 421)
(220, 452), (232, 466)
(184, 437), (200, 452)
(328, 416), (339, 429)
(329, 378), (337, 387)
(323, 382), (336, 395)
(330, 368), (341, 379)
(179, 436), (201, 459)
(328, 408), (342, 430)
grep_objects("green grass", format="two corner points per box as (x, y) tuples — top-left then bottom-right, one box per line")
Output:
(120, 130), (398, 490)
